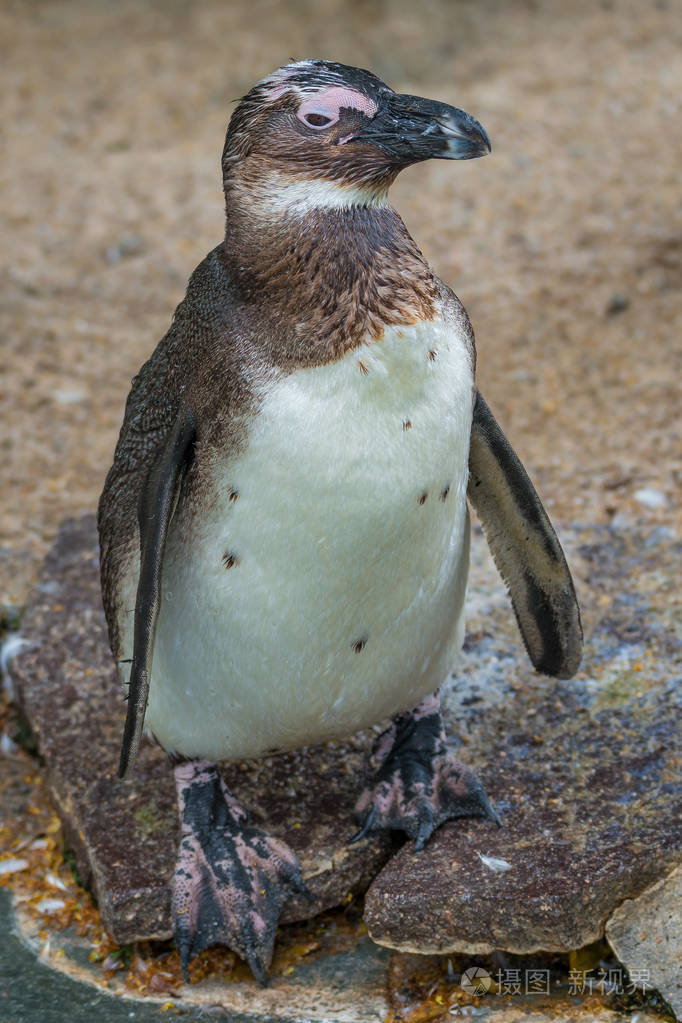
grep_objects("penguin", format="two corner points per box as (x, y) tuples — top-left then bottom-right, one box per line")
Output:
(98, 59), (582, 984)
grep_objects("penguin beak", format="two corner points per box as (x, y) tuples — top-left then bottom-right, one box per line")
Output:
(349, 91), (491, 164)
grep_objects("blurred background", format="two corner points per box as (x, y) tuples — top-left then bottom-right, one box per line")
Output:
(1, 0), (680, 610)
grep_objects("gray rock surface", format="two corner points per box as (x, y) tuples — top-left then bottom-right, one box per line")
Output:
(364, 522), (682, 960)
(606, 866), (682, 1020)
(12, 515), (392, 944)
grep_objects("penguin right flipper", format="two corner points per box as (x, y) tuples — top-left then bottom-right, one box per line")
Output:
(118, 409), (196, 779)
(467, 390), (582, 679)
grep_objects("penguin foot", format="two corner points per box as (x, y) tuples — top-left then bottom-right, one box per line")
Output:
(351, 692), (500, 852)
(172, 760), (308, 985)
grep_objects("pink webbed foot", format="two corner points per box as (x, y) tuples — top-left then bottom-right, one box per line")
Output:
(172, 760), (309, 984)
(352, 693), (500, 852)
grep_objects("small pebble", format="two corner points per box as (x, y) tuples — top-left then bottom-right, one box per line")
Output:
(1, 733), (18, 756)
(1, 634), (31, 696)
(45, 871), (68, 891)
(36, 897), (66, 914)
(605, 292), (630, 315)
(0, 858), (29, 875)
(37, 580), (59, 595)
(643, 525), (675, 548)
(105, 233), (145, 265)
(53, 389), (87, 405)
(609, 511), (631, 531)
(634, 488), (667, 509)
(101, 953), (124, 972)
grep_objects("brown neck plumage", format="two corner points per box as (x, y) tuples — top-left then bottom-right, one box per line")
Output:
(221, 174), (440, 366)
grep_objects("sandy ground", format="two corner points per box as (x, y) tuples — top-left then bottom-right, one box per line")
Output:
(1, 0), (681, 611)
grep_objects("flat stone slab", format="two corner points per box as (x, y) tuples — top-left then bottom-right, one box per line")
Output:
(365, 522), (682, 957)
(606, 865), (682, 1019)
(12, 515), (392, 944)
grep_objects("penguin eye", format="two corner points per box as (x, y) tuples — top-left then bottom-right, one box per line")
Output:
(296, 87), (377, 134)
(302, 111), (333, 128)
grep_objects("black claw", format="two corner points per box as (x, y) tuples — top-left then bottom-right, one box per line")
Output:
(469, 778), (502, 827)
(297, 877), (315, 902)
(176, 932), (191, 983)
(246, 950), (269, 988)
(414, 812), (434, 852)
(281, 859), (314, 901)
(348, 805), (376, 845)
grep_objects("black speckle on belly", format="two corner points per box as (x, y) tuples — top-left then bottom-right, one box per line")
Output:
(402, 419), (412, 431)
(228, 489), (239, 503)
(440, 485), (450, 502)
(418, 492), (429, 505)
(352, 637), (367, 653)
(222, 551), (240, 570)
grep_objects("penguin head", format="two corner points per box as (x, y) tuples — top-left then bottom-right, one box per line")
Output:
(222, 60), (490, 208)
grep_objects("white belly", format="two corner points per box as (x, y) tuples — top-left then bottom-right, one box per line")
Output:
(130, 315), (474, 759)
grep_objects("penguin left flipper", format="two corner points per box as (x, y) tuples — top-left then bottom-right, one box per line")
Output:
(467, 390), (583, 679)
(118, 409), (196, 779)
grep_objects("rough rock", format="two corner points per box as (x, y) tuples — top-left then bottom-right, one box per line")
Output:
(606, 865), (682, 1020)
(12, 515), (392, 944)
(11, 514), (681, 976)
(365, 522), (681, 959)
(6, 889), (670, 1023)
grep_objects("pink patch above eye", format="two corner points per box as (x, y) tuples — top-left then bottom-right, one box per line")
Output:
(297, 86), (378, 128)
